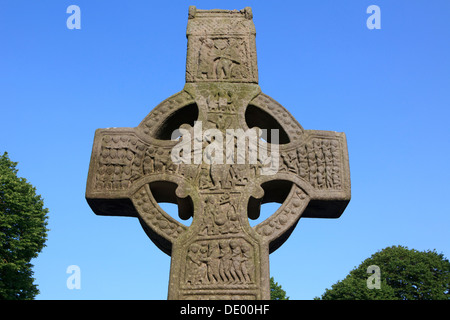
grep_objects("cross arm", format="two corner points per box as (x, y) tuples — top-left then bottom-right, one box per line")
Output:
(286, 129), (351, 219)
(85, 127), (191, 254)
(85, 128), (144, 217)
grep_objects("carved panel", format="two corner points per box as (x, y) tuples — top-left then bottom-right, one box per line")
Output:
(94, 134), (145, 191)
(186, 8), (258, 83)
(190, 36), (255, 82)
(198, 192), (243, 236)
(279, 137), (343, 190)
(183, 237), (257, 288)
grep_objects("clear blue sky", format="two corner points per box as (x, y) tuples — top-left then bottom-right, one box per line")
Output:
(1, 0), (449, 300)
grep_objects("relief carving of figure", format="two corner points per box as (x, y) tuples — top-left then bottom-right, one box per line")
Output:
(186, 244), (206, 285)
(218, 240), (233, 282)
(200, 196), (217, 236)
(197, 37), (249, 81)
(198, 165), (213, 190)
(306, 142), (318, 188)
(206, 241), (221, 283)
(229, 239), (245, 283)
(217, 194), (240, 234)
(215, 39), (235, 80)
(241, 242), (254, 283)
(143, 148), (155, 175)
(198, 38), (215, 79)
(281, 151), (298, 174)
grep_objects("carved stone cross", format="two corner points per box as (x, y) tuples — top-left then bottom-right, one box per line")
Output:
(86, 6), (350, 300)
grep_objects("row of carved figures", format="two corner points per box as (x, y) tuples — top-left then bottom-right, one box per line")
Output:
(280, 138), (342, 190)
(95, 141), (257, 191)
(185, 239), (254, 286)
(94, 136), (343, 191)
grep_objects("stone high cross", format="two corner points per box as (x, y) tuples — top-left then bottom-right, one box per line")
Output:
(86, 6), (351, 300)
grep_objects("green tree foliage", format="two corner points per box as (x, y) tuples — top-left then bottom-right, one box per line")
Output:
(0, 152), (49, 299)
(317, 245), (450, 300)
(270, 277), (289, 300)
